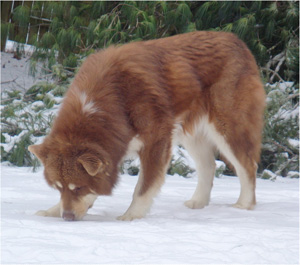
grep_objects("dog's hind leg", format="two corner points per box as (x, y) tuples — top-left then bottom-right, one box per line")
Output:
(36, 201), (61, 217)
(183, 134), (216, 209)
(207, 76), (264, 210)
(118, 137), (172, 221)
(206, 122), (257, 210)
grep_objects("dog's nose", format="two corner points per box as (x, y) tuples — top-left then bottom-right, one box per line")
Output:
(62, 211), (75, 221)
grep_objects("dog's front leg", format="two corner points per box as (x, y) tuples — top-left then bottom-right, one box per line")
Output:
(36, 201), (61, 218)
(118, 137), (172, 221)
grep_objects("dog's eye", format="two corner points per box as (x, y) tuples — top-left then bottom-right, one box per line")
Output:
(74, 187), (82, 193)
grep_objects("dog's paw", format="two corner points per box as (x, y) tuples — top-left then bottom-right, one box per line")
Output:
(35, 210), (48, 216)
(35, 209), (60, 217)
(184, 199), (208, 209)
(117, 212), (144, 221)
(232, 202), (255, 210)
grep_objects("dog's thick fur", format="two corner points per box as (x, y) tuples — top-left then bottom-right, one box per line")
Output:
(29, 31), (265, 221)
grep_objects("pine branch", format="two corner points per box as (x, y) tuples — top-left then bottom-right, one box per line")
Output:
(270, 55), (286, 83)
(266, 51), (285, 69)
(261, 67), (285, 83)
(267, 40), (283, 52)
(271, 139), (295, 156)
(1, 77), (18, 85)
(275, 155), (298, 175)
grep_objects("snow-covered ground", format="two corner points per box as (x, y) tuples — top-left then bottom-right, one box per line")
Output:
(1, 164), (299, 264)
(1, 50), (50, 93)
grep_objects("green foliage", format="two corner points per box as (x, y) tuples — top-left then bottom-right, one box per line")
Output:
(25, 82), (56, 101)
(261, 169), (277, 180)
(9, 133), (33, 167)
(1, 81), (65, 169)
(261, 82), (299, 176)
(7, 1), (298, 82)
(215, 161), (226, 178)
(13, 5), (30, 27)
(39, 32), (56, 49)
(168, 157), (195, 178)
(1, 22), (14, 50)
(121, 159), (140, 176)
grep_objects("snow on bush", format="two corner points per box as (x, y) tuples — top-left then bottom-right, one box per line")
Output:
(261, 82), (299, 177)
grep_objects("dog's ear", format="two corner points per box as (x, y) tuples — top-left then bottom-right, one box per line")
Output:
(28, 144), (47, 162)
(78, 153), (104, 177)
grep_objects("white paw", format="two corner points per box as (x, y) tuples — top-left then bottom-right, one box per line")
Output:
(233, 202), (255, 210)
(35, 210), (49, 216)
(184, 199), (208, 209)
(35, 209), (61, 217)
(117, 212), (145, 221)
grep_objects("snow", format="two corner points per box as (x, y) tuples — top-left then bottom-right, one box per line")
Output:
(1, 131), (28, 153)
(1, 52), (34, 92)
(287, 171), (300, 179)
(1, 164), (299, 264)
(1, 51), (51, 93)
(5, 40), (36, 55)
(289, 139), (299, 149)
(261, 169), (279, 180)
(266, 82), (294, 91)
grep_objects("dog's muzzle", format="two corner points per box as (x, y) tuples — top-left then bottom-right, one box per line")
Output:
(62, 211), (75, 221)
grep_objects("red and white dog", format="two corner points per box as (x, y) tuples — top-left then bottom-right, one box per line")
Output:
(29, 31), (265, 221)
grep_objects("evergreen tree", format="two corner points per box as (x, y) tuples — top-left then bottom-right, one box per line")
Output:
(5, 1), (297, 82)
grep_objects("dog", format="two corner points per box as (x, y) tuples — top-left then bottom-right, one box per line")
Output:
(29, 31), (265, 221)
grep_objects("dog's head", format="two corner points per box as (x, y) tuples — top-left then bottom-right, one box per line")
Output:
(29, 140), (115, 221)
